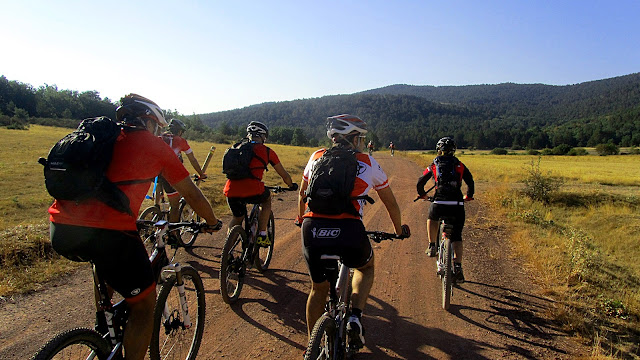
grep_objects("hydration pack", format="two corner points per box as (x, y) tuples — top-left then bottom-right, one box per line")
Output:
(433, 155), (462, 198)
(304, 147), (372, 217)
(38, 117), (143, 216)
(222, 140), (268, 180)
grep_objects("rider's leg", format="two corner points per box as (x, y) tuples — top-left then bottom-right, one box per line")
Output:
(123, 290), (156, 360)
(258, 194), (272, 233)
(167, 193), (181, 223)
(306, 280), (330, 339)
(351, 254), (375, 312)
(453, 241), (463, 264)
(427, 219), (438, 244)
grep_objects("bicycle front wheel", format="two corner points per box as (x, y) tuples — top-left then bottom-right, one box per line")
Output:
(150, 265), (205, 360)
(254, 211), (275, 272)
(305, 314), (338, 360)
(31, 327), (111, 360)
(139, 206), (163, 254)
(220, 225), (247, 304)
(441, 236), (453, 310)
(177, 200), (200, 247)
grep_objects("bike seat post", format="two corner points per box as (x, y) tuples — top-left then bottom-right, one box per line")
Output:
(320, 255), (341, 304)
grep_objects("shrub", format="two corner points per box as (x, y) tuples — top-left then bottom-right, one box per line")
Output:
(595, 143), (619, 156)
(527, 149), (540, 155)
(567, 147), (588, 156)
(521, 157), (564, 203)
(490, 147), (508, 155)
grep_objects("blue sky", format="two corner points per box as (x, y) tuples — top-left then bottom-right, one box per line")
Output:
(1, 0), (638, 114)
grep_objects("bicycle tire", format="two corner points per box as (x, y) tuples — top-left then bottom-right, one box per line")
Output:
(150, 265), (205, 360)
(254, 211), (275, 272)
(139, 206), (163, 254)
(219, 225), (247, 304)
(305, 314), (337, 360)
(441, 235), (453, 310)
(31, 327), (111, 360)
(177, 200), (199, 247)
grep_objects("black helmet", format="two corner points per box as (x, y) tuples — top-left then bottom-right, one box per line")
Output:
(169, 118), (187, 134)
(116, 93), (167, 127)
(247, 121), (269, 138)
(436, 137), (456, 155)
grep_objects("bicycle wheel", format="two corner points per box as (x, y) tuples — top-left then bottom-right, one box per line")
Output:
(254, 211), (275, 272)
(441, 236), (453, 310)
(177, 200), (200, 247)
(220, 225), (247, 304)
(150, 265), (205, 360)
(31, 327), (111, 360)
(305, 314), (337, 360)
(139, 206), (162, 253)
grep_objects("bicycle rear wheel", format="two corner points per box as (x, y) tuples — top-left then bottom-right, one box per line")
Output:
(254, 211), (275, 272)
(441, 235), (453, 310)
(150, 265), (205, 360)
(31, 327), (111, 360)
(305, 314), (337, 360)
(220, 225), (247, 304)
(177, 200), (200, 247)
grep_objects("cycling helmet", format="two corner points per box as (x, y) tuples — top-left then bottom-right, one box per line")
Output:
(326, 114), (368, 140)
(246, 121), (269, 138)
(169, 118), (187, 134)
(116, 93), (167, 127)
(436, 137), (456, 155)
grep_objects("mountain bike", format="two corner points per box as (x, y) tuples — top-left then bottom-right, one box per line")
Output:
(415, 194), (463, 310)
(31, 220), (209, 360)
(139, 146), (215, 247)
(304, 226), (409, 360)
(219, 185), (295, 304)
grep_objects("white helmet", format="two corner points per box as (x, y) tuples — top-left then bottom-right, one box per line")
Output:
(246, 121), (269, 138)
(326, 114), (368, 140)
(116, 93), (167, 127)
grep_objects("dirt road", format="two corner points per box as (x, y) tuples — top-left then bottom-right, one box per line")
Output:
(0, 154), (585, 359)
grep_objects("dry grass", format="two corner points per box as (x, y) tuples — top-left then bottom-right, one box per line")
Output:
(0, 125), (311, 297)
(406, 151), (640, 358)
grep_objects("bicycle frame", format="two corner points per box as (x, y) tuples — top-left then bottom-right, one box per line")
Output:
(320, 254), (353, 358)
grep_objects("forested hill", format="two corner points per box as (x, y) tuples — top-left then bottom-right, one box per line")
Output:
(200, 73), (640, 150)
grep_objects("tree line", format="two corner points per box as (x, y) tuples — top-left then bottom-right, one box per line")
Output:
(2, 73), (640, 151)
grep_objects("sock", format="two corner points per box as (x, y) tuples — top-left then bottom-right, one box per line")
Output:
(351, 308), (362, 318)
(259, 231), (267, 237)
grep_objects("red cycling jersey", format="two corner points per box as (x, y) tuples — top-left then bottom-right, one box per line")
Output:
(223, 143), (280, 198)
(161, 133), (192, 157)
(49, 129), (189, 231)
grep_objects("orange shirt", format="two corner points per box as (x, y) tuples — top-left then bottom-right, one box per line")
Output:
(49, 129), (189, 231)
(223, 143), (281, 198)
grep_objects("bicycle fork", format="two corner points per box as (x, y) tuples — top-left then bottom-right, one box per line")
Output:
(161, 263), (193, 329)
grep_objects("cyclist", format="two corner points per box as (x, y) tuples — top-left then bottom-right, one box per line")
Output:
(389, 141), (396, 156)
(297, 114), (406, 350)
(158, 118), (208, 227)
(223, 121), (297, 246)
(49, 94), (222, 360)
(367, 140), (374, 155)
(416, 136), (474, 283)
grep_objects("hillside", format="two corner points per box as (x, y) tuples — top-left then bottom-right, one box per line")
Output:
(200, 73), (640, 150)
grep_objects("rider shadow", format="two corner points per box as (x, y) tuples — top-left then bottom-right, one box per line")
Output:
(224, 268), (310, 350)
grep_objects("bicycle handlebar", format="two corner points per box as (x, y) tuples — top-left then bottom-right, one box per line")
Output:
(365, 224), (410, 243)
(265, 185), (298, 193)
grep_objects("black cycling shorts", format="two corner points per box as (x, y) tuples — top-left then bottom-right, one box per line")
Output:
(227, 189), (271, 218)
(428, 203), (465, 242)
(158, 175), (178, 196)
(301, 217), (373, 283)
(50, 223), (155, 301)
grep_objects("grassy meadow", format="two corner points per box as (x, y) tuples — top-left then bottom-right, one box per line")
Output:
(408, 151), (640, 358)
(0, 125), (313, 297)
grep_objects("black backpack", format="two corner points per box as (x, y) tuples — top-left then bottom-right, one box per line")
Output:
(222, 140), (268, 180)
(304, 146), (373, 217)
(38, 116), (142, 216)
(433, 155), (462, 198)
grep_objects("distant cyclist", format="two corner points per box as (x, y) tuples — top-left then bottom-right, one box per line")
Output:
(223, 121), (297, 246)
(49, 94), (222, 360)
(297, 114), (407, 351)
(159, 118), (208, 226)
(416, 136), (474, 282)
(367, 140), (374, 155)
(389, 141), (396, 156)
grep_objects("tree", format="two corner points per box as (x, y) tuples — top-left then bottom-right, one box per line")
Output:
(595, 143), (619, 156)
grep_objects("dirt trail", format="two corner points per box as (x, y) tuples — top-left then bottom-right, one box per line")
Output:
(0, 154), (586, 359)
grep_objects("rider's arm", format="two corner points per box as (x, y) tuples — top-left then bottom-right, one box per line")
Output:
(376, 186), (403, 235)
(273, 162), (295, 188)
(416, 172), (432, 197)
(298, 180), (309, 218)
(185, 152), (206, 178)
(172, 176), (218, 224)
(462, 166), (475, 199)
